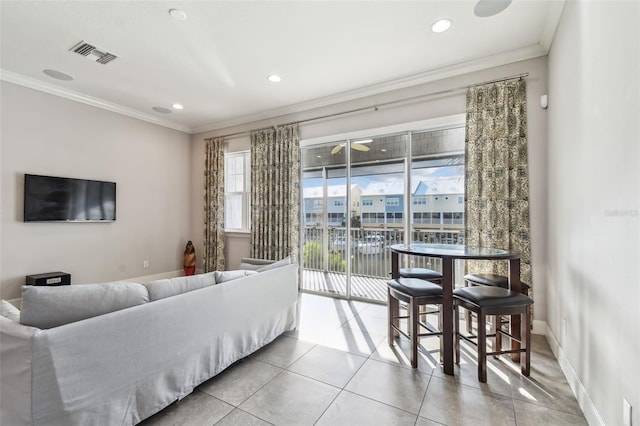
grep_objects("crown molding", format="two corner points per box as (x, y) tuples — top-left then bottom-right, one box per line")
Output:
(540, 0), (566, 53)
(2, 36), (553, 137)
(0, 70), (191, 134)
(191, 43), (548, 134)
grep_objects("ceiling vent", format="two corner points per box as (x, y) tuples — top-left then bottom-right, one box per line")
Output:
(69, 41), (117, 65)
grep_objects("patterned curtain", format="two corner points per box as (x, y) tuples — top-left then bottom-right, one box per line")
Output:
(464, 79), (532, 287)
(203, 137), (225, 272)
(250, 124), (300, 262)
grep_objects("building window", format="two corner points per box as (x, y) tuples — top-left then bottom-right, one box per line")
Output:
(386, 197), (400, 207)
(413, 196), (426, 205)
(224, 151), (251, 231)
(334, 200), (345, 207)
(314, 200), (323, 208)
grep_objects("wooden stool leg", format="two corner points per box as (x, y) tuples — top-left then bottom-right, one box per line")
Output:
(465, 281), (473, 333)
(494, 314), (502, 355)
(454, 302), (460, 365)
(410, 296), (418, 368)
(388, 289), (399, 345)
(439, 304), (444, 364)
(477, 310), (487, 383)
(522, 305), (531, 377)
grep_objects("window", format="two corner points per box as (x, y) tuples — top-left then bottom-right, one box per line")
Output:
(334, 200), (344, 207)
(362, 199), (373, 206)
(413, 196), (426, 205)
(224, 151), (251, 231)
(314, 200), (323, 208)
(386, 197), (400, 206)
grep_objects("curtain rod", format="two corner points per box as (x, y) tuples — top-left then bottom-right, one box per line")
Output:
(214, 72), (529, 140)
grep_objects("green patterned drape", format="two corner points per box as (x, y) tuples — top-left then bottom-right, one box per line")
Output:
(464, 78), (532, 287)
(250, 124), (300, 262)
(204, 137), (225, 272)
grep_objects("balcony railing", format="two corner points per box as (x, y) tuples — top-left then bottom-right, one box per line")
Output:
(301, 227), (465, 301)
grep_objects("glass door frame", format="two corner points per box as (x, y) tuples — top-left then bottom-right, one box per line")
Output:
(299, 114), (466, 302)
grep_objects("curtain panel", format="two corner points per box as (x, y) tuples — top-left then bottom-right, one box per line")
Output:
(464, 79), (532, 287)
(204, 137), (225, 272)
(250, 124), (300, 262)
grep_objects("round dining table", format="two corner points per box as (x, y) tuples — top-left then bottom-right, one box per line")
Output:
(390, 243), (521, 375)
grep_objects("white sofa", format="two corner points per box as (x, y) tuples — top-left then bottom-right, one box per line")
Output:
(0, 261), (298, 425)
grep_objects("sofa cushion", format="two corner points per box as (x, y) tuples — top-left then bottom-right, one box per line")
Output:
(20, 283), (149, 329)
(146, 272), (217, 301)
(239, 258), (274, 271)
(214, 270), (259, 283)
(257, 256), (292, 272)
(0, 299), (20, 322)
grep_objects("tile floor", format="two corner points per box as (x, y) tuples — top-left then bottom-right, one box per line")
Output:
(140, 293), (587, 426)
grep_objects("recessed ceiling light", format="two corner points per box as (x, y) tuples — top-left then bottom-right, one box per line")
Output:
(152, 106), (172, 114)
(267, 74), (282, 83)
(169, 9), (187, 20)
(474, 0), (512, 17)
(43, 69), (73, 81)
(381, 148), (387, 152)
(172, 103), (184, 110)
(431, 19), (452, 33)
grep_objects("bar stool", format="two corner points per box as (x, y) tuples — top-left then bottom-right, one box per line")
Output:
(400, 268), (443, 322)
(463, 273), (530, 333)
(399, 267), (443, 283)
(387, 278), (443, 368)
(453, 286), (533, 382)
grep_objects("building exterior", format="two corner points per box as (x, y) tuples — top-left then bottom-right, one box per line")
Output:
(303, 184), (362, 227)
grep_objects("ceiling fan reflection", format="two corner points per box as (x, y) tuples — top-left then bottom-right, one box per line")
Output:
(330, 140), (372, 155)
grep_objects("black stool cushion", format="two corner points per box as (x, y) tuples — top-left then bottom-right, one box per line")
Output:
(399, 268), (443, 280)
(454, 286), (533, 308)
(387, 278), (442, 298)
(464, 273), (530, 293)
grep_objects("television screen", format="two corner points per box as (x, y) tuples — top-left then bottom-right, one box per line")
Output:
(24, 174), (116, 222)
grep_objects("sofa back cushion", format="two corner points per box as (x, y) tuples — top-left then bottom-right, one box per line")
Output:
(214, 269), (259, 283)
(20, 283), (149, 329)
(146, 272), (217, 301)
(239, 258), (274, 271)
(257, 256), (292, 272)
(0, 299), (20, 322)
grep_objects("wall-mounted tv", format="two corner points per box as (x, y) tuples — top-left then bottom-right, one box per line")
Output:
(24, 174), (116, 222)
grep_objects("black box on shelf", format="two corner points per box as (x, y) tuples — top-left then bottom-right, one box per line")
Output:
(26, 272), (71, 286)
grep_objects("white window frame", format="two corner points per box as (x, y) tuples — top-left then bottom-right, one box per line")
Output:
(224, 151), (251, 232)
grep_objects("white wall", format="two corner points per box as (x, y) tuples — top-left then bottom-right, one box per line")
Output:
(0, 82), (193, 299)
(547, 1), (639, 425)
(191, 56), (549, 325)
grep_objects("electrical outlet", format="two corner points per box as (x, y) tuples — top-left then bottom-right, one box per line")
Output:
(623, 398), (632, 426)
(143, 260), (149, 269)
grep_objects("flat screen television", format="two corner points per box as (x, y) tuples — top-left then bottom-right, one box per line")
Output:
(24, 174), (116, 222)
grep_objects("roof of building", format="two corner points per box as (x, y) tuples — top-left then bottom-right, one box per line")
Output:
(303, 177), (464, 198)
(303, 184), (361, 198)
(414, 177), (464, 195)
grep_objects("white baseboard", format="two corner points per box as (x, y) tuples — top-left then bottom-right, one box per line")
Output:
(545, 325), (605, 426)
(532, 319), (546, 335)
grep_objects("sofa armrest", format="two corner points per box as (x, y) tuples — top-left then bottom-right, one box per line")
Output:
(0, 317), (39, 425)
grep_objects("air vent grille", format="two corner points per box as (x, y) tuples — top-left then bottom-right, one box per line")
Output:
(69, 41), (117, 65)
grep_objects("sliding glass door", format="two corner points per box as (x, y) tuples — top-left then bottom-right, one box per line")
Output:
(300, 121), (465, 302)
